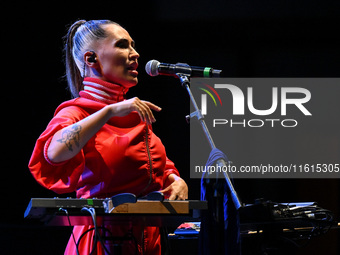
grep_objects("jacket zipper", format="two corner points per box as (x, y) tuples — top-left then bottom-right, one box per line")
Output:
(138, 125), (153, 196)
(145, 125), (153, 177)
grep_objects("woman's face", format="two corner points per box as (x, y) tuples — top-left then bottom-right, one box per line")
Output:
(92, 24), (140, 88)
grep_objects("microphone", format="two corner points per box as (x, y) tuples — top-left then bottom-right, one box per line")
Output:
(145, 60), (222, 78)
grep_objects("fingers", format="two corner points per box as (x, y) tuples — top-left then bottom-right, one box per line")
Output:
(160, 184), (188, 201)
(136, 102), (154, 124)
(159, 186), (176, 200)
(169, 193), (178, 201)
(144, 101), (162, 112)
(159, 186), (171, 194)
(132, 98), (161, 125)
(110, 98), (162, 124)
(169, 191), (187, 200)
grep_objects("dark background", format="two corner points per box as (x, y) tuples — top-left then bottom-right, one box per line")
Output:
(3, 0), (340, 254)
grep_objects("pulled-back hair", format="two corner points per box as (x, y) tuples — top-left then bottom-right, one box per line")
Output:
(64, 19), (118, 98)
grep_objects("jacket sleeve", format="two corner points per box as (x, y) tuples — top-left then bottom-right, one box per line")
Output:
(28, 106), (86, 194)
(162, 156), (180, 186)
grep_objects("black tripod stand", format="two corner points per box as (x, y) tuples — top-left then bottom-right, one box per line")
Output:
(176, 73), (242, 255)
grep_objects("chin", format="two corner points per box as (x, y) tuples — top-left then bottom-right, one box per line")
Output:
(122, 78), (138, 88)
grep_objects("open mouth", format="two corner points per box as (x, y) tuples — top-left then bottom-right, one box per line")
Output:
(127, 63), (138, 76)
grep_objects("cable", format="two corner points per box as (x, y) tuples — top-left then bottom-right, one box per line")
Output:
(59, 208), (80, 255)
(59, 206), (143, 254)
(81, 207), (112, 255)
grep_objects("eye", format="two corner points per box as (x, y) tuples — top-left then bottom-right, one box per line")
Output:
(115, 39), (129, 49)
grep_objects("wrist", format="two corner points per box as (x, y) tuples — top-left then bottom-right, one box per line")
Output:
(105, 104), (116, 118)
(166, 174), (180, 184)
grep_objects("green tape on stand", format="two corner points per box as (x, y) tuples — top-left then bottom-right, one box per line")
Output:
(204, 67), (211, 77)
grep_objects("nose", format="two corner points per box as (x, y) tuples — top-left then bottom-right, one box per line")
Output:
(130, 47), (139, 60)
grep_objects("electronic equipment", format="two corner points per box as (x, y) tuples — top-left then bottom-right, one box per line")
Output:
(24, 197), (208, 227)
(25, 197), (339, 255)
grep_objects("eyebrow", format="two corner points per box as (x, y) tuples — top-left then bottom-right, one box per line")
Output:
(115, 38), (135, 47)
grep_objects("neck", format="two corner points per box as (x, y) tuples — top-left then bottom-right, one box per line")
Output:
(79, 77), (128, 104)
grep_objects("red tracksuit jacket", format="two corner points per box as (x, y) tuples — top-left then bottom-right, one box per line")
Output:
(29, 96), (180, 254)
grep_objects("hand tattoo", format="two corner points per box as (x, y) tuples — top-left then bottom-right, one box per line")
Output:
(57, 124), (82, 151)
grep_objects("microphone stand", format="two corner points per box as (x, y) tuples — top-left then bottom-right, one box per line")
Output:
(177, 73), (242, 255)
(177, 74), (242, 209)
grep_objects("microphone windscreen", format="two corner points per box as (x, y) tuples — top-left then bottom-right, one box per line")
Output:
(145, 60), (160, 76)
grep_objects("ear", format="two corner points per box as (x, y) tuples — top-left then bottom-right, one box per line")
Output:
(84, 51), (98, 67)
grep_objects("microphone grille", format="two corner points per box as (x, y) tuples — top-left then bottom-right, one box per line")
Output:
(145, 60), (160, 76)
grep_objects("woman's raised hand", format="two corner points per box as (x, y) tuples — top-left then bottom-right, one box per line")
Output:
(109, 97), (162, 125)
